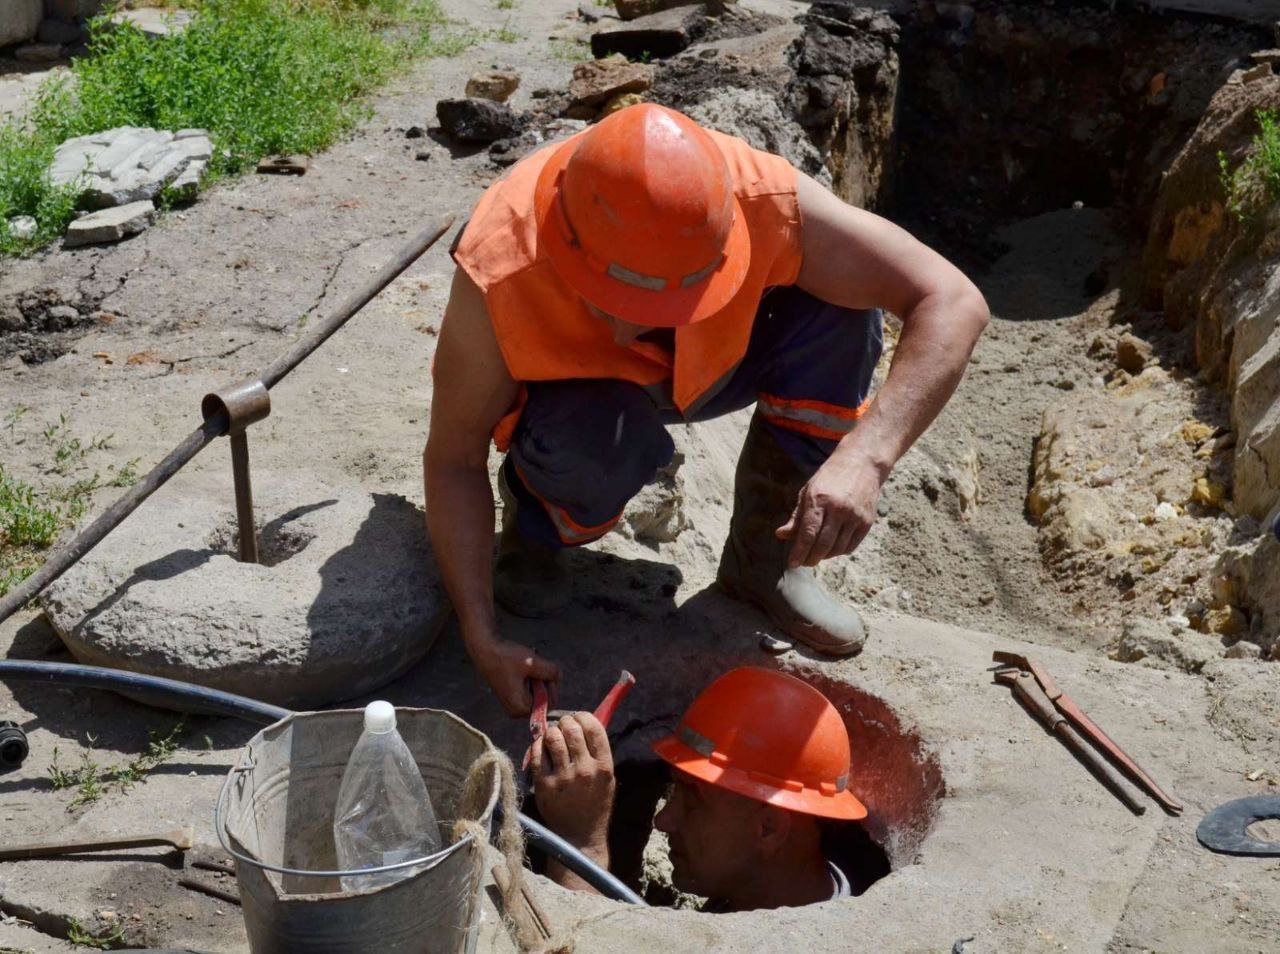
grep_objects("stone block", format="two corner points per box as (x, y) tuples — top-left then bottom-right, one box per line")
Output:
(464, 70), (520, 103)
(49, 126), (198, 208)
(0, 0), (42, 48)
(63, 200), (156, 247)
(41, 478), (448, 707)
(5, 216), (38, 241)
(591, 5), (701, 60)
(568, 54), (655, 108)
(615, 0), (726, 21)
(435, 98), (527, 143)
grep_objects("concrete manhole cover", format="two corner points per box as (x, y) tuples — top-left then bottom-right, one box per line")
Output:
(41, 474), (447, 707)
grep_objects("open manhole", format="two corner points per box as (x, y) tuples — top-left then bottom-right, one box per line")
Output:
(526, 666), (944, 910)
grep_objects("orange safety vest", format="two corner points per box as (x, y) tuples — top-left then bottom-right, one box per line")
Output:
(453, 128), (803, 450)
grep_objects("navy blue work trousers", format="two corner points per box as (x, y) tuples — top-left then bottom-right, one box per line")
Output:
(503, 286), (883, 548)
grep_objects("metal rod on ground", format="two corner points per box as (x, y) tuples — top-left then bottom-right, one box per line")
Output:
(0, 215), (455, 625)
(0, 827), (195, 861)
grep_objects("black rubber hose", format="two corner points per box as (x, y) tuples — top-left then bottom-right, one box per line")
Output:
(0, 659), (646, 906)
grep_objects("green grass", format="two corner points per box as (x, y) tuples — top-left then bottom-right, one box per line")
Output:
(1219, 108), (1280, 220)
(0, 412), (136, 598)
(0, 0), (470, 256)
(550, 38), (592, 61)
(48, 721), (186, 810)
(66, 916), (125, 950)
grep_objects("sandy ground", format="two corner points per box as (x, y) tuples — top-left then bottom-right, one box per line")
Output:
(1, 0), (1278, 951)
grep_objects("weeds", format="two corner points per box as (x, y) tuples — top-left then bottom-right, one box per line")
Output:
(550, 38), (592, 61)
(1, 0), (471, 256)
(493, 19), (522, 42)
(66, 916), (125, 950)
(1, 414), (134, 597)
(1219, 108), (1280, 219)
(48, 721), (186, 810)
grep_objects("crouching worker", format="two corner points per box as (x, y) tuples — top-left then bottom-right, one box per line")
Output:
(531, 668), (871, 911)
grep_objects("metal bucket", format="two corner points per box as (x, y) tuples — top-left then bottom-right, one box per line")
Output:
(215, 708), (500, 954)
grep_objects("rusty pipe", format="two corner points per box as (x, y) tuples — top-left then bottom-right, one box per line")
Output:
(0, 215), (455, 624)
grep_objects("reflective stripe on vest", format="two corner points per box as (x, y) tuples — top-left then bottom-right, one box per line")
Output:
(757, 393), (871, 443)
(513, 463), (622, 546)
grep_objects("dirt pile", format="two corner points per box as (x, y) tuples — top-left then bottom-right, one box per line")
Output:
(0, 286), (104, 364)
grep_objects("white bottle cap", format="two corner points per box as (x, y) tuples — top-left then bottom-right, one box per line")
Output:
(364, 700), (396, 733)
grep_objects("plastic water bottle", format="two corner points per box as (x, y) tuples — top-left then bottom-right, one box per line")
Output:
(333, 701), (442, 891)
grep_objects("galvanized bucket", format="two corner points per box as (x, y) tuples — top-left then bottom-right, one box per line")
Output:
(215, 708), (500, 954)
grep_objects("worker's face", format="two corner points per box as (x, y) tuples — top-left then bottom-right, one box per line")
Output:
(652, 770), (768, 898)
(583, 300), (652, 347)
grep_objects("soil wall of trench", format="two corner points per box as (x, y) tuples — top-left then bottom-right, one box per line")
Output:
(630, 1), (1279, 661)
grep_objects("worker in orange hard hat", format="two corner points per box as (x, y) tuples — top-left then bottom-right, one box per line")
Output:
(531, 667), (880, 910)
(425, 103), (989, 716)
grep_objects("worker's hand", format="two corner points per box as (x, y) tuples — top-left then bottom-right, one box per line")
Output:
(776, 450), (883, 567)
(472, 638), (560, 717)
(531, 712), (615, 856)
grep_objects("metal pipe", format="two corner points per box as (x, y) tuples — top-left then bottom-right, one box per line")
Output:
(0, 215), (455, 624)
(0, 659), (647, 906)
(229, 432), (258, 563)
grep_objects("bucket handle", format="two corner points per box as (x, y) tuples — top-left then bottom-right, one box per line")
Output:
(213, 763), (473, 879)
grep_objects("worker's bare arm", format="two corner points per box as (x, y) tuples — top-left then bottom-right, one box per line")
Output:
(425, 268), (559, 715)
(785, 174), (990, 566)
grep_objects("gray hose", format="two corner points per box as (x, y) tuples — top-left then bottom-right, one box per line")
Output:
(0, 659), (646, 905)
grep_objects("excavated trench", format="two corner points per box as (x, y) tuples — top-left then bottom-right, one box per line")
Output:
(576, 0), (1270, 914)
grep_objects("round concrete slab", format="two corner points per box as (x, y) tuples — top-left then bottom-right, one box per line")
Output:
(41, 474), (447, 707)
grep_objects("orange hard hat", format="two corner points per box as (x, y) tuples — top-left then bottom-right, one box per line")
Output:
(533, 103), (751, 328)
(651, 668), (867, 821)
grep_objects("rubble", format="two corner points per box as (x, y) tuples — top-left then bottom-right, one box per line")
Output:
(591, 5), (703, 60)
(5, 216), (38, 242)
(1115, 332), (1154, 374)
(63, 201), (157, 247)
(1112, 618), (1223, 673)
(567, 54), (655, 109)
(615, 0), (714, 20)
(435, 97), (528, 143)
(465, 70), (521, 103)
(49, 126), (212, 209)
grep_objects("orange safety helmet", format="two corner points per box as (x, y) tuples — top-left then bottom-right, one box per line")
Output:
(533, 103), (752, 328)
(651, 668), (867, 821)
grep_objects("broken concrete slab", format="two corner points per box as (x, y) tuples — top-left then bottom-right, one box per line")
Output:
(49, 126), (207, 209)
(591, 4), (702, 59)
(62, 201), (156, 247)
(108, 7), (195, 39)
(41, 475), (449, 708)
(568, 53), (655, 108)
(615, 0), (723, 21)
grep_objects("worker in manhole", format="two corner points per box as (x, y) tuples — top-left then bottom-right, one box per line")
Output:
(532, 668), (871, 908)
(427, 103), (988, 715)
